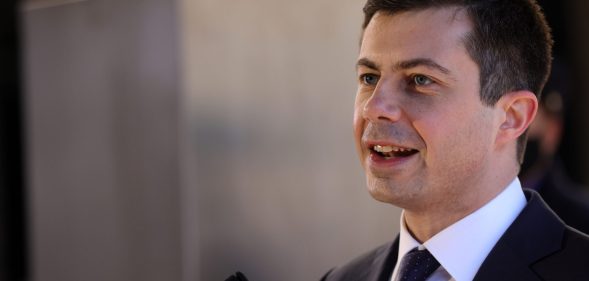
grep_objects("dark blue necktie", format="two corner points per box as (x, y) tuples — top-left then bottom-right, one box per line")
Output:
(397, 247), (440, 281)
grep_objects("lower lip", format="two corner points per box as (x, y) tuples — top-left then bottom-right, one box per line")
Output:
(368, 151), (417, 169)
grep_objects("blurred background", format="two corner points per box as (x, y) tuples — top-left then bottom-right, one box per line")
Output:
(1, 0), (589, 280)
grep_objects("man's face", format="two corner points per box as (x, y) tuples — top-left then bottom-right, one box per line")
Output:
(354, 8), (499, 211)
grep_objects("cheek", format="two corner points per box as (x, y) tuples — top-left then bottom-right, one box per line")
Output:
(353, 107), (364, 149)
(428, 109), (495, 161)
(353, 96), (369, 158)
(353, 96), (365, 138)
(412, 105), (487, 154)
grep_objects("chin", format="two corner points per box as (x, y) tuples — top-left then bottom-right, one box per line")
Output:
(366, 177), (423, 208)
(367, 179), (403, 204)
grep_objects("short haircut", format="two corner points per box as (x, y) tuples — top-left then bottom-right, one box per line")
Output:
(362, 0), (553, 163)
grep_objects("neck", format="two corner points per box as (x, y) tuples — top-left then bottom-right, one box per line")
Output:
(404, 173), (517, 243)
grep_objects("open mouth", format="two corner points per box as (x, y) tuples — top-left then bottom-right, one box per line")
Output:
(371, 144), (418, 160)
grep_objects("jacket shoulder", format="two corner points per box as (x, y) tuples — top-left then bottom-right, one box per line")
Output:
(532, 227), (589, 280)
(320, 241), (396, 281)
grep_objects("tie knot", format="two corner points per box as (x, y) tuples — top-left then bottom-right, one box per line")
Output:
(397, 248), (440, 281)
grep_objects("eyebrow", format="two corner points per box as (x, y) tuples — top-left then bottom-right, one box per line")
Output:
(356, 57), (452, 76)
(356, 57), (379, 70)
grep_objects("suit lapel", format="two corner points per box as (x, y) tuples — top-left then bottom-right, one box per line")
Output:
(362, 236), (399, 281)
(473, 190), (565, 281)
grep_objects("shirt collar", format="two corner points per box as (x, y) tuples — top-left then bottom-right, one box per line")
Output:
(394, 178), (526, 281)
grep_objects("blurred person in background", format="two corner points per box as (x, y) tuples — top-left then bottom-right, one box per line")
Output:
(519, 59), (589, 234)
(321, 0), (589, 280)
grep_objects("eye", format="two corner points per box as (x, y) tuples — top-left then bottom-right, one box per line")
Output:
(360, 74), (379, 86)
(412, 74), (434, 86)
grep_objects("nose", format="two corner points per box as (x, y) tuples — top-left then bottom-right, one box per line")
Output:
(362, 82), (402, 123)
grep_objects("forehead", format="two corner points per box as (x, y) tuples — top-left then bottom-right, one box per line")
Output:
(359, 7), (474, 68)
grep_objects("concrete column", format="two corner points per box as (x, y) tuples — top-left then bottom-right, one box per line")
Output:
(23, 1), (182, 280)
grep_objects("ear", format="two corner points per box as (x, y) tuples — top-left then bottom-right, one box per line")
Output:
(495, 91), (538, 147)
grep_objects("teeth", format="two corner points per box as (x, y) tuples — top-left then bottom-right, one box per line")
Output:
(374, 145), (395, 153)
(374, 145), (393, 153)
(374, 145), (412, 153)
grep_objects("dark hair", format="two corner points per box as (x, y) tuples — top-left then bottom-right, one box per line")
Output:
(362, 0), (553, 163)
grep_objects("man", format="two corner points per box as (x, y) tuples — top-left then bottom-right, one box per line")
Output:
(321, 1), (589, 280)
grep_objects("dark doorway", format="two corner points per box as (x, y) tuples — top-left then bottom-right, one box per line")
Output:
(0, 0), (28, 280)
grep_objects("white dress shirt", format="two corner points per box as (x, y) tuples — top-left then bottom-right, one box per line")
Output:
(390, 178), (527, 281)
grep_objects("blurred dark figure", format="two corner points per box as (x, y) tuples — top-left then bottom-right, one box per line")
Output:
(520, 59), (589, 234)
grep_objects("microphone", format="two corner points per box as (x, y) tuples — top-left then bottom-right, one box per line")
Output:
(225, 271), (249, 281)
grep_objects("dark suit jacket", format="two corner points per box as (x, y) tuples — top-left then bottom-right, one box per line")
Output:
(321, 190), (589, 281)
